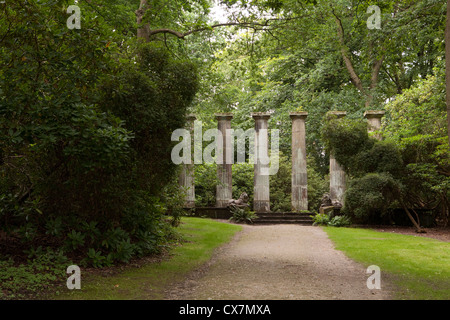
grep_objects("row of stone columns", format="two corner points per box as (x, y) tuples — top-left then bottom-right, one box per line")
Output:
(180, 110), (385, 212)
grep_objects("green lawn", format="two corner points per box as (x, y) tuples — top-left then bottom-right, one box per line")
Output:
(324, 227), (450, 300)
(54, 217), (242, 300)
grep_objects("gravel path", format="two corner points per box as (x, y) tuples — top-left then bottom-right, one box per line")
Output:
(166, 224), (393, 300)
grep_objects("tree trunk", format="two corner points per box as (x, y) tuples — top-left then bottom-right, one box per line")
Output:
(446, 0), (450, 147)
(136, 0), (150, 42)
(332, 9), (384, 109)
(401, 201), (426, 233)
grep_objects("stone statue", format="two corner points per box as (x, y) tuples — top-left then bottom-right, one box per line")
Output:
(320, 193), (342, 209)
(228, 192), (250, 208)
(319, 192), (342, 215)
(331, 198), (343, 208)
(320, 193), (333, 207)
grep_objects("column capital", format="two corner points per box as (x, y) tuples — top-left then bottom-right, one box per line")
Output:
(251, 112), (271, 120)
(289, 111), (308, 120)
(215, 113), (233, 121)
(364, 110), (385, 119)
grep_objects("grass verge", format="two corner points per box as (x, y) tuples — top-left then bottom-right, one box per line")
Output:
(324, 227), (450, 300)
(53, 217), (242, 300)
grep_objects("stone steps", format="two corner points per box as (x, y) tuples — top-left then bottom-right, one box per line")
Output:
(253, 212), (314, 225)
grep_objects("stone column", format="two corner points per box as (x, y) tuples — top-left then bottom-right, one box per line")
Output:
(364, 110), (385, 140)
(215, 113), (233, 207)
(252, 112), (271, 213)
(328, 111), (347, 205)
(290, 112), (308, 211)
(179, 114), (196, 208)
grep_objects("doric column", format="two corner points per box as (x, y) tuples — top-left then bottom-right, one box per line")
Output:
(290, 112), (308, 211)
(215, 113), (233, 207)
(364, 110), (385, 140)
(179, 114), (196, 208)
(328, 111), (347, 205)
(252, 112), (271, 213)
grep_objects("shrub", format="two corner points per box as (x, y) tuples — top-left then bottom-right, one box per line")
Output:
(229, 206), (258, 224)
(195, 163), (219, 207)
(344, 173), (401, 223)
(327, 215), (352, 227)
(0, 13), (198, 266)
(232, 162), (254, 206)
(311, 213), (330, 226)
(270, 152), (292, 212)
(0, 248), (70, 300)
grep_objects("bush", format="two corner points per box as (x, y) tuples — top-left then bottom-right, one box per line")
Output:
(327, 215), (352, 227)
(195, 163), (219, 207)
(311, 213), (330, 226)
(321, 116), (373, 173)
(321, 113), (447, 229)
(306, 161), (329, 212)
(0, 4), (198, 267)
(344, 173), (401, 223)
(311, 213), (352, 227)
(232, 162), (254, 206)
(229, 206), (258, 224)
(0, 248), (70, 300)
(270, 152), (292, 212)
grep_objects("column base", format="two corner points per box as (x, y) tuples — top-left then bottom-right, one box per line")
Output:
(253, 201), (270, 213)
(216, 200), (230, 208)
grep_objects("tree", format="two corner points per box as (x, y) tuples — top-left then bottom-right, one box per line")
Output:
(446, 0), (450, 146)
(322, 81), (449, 231)
(0, 0), (198, 265)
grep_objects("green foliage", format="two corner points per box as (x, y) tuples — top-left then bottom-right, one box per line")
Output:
(321, 116), (375, 174)
(84, 248), (110, 269)
(311, 213), (330, 226)
(307, 162), (329, 211)
(65, 230), (86, 252)
(344, 173), (401, 222)
(312, 213), (351, 227)
(232, 162), (254, 205)
(195, 163), (219, 207)
(0, 248), (70, 300)
(321, 87), (449, 226)
(383, 66), (449, 225)
(270, 152), (292, 212)
(353, 141), (404, 178)
(327, 215), (352, 227)
(0, 2), (199, 266)
(229, 206), (258, 224)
